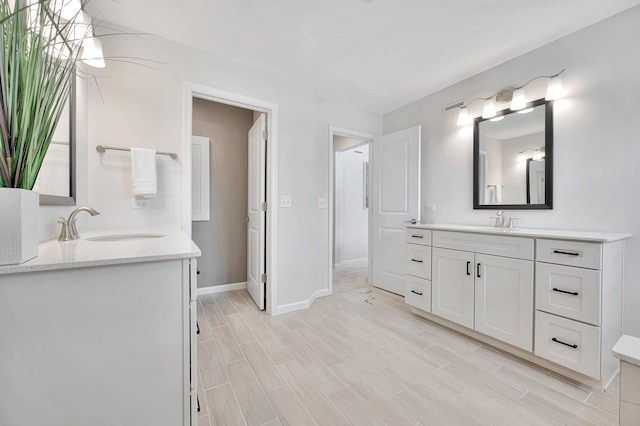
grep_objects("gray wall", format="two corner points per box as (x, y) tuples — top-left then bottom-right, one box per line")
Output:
(383, 6), (640, 335)
(192, 98), (253, 288)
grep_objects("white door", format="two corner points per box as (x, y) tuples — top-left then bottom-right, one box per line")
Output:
(371, 126), (421, 295)
(247, 114), (267, 310)
(432, 247), (475, 329)
(474, 254), (533, 350)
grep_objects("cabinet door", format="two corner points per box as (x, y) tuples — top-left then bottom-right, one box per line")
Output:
(474, 254), (533, 351)
(432, 247), (475, 328)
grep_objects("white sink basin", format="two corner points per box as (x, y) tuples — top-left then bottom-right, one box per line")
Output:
(87, 233), (166, 242)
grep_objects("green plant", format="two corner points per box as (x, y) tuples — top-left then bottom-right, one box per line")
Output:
(0, 0), (84, 189)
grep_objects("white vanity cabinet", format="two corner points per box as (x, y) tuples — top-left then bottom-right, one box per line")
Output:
(405, 224), (630, 389)
(431, 231), (534, 350)
(0, 231), (200, 426)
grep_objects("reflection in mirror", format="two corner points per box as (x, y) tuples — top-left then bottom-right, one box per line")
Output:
(473, 99), (553, 210)
(37, 76), (76, 206)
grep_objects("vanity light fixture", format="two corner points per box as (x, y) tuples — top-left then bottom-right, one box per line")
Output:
(489, 116), (504, 122)
(455, 69), (565, 125)
(81, 37), (106, 68)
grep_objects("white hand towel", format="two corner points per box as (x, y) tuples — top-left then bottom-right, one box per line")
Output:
(131, 148), (157, 198)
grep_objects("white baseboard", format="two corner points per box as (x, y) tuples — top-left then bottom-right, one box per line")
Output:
(273, 288), (331, 315)
(197, 282), (247, 296)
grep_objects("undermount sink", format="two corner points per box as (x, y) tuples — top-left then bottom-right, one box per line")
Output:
(87, 233), (166, 242)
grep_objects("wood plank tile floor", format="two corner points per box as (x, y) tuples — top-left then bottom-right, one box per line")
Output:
(196, 278), (619, 425)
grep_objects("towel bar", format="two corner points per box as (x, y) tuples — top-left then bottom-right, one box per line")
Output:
(96, 145), (178, 159)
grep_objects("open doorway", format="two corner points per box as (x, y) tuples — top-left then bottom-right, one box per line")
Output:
(328, 127), (374, 294)
(183, 84), (278, 313)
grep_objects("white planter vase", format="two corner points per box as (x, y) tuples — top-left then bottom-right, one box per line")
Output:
(0, 188), (38, 265)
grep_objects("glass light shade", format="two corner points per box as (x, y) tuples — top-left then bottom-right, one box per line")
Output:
(457, 107), (471, 126)
(82, 38), (105, 68)
(510, 87), (526, 110)
(545, 75), (564, 100)
(482, 98), (496, 119)
(489, 116), (503, 122)
(71, 13), (93, 46)
(533, 150), (544, 160)
(517, 107), (534, 114)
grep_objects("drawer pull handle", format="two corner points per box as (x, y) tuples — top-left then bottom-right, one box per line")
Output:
(466, 261), (471, 276)
(411, 235), (424, 239)
(553, 250), (580, 257)
(552, 337), (578, 349)
(411, 259), (423, 263)
(477, 263), (481, 278)
(552, 288), (579, 296)
(410, 290), (423, 296)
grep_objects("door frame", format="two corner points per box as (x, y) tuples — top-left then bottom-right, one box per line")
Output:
(328, 126), (375, 294)
(182, 82), (279, 314)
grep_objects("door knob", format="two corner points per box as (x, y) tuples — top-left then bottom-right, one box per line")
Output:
(244, 216), (249, 223)
(403, 218), (418, 225)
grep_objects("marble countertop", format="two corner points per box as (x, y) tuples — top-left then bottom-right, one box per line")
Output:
(407, 223), (631, 243)
(0, 229), (201, 275)
(613, 335), (640, 367)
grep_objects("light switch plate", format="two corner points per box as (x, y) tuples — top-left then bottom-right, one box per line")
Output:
(280, 195), (292, 208)
(317, 198), (327, 209)
(424, 204), (436, 212)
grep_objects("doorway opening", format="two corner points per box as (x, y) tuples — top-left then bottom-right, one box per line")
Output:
(328, 126), (374, 294)
(183, 84), (278, 313)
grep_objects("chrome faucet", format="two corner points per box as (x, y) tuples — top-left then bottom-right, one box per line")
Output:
(58, 207), (100, 241)
(490, 210), (521, 230)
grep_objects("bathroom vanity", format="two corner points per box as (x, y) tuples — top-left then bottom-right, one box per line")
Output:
(0, 230), (200, 426)
(405, 224), (630, 390)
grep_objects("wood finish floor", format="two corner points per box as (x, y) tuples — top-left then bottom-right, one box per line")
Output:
(196, 266), (619, 426)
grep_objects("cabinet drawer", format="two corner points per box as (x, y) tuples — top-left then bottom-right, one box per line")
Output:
(534, 311), (601, 379)
(406, 244), (431, 279)
(405, 275), (431, 312)
(536, 263), (601, 326)
(432, 231), (533, 260)
(406, 228), (431, 246)
(536, 239), (602, 270)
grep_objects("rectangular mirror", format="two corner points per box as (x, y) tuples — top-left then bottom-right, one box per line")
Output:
(473, 99), (553, 210)
(37, 75), (76, 206)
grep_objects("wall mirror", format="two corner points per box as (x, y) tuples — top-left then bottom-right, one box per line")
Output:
(473, 99), (553, 210)
(37, 76), (76, 206)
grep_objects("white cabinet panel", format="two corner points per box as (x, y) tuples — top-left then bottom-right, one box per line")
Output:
(405, 275), (431, 312)
(537, 239), (602, 269)
(536, 262), (601, 326)
(432, 230), (534, 260)
(405, 244), (431, 279)
(535, 311), (601, 379)
(474, 254), (533, 351)
(432, 247), (475, 329)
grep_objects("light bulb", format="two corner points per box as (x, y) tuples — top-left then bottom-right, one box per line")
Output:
(82, 37), (105, 68)
(510, 87), (526, 111)
(545, 75), (564, 100)
(482, 98), (496, 119)
(457, 107), (471, 126)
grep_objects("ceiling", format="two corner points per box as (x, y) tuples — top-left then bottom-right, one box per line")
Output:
(87, 0), (640, 114)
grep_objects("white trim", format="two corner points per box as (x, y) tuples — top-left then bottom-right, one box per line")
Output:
(197, 282), (247, 296)
(183, 82), (279, 314)
(328, 126), (375, 298)
(272, 289), (331, 315)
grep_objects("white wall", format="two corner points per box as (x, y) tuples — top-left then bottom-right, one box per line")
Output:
(335, 145), (369, 264)
(383, 6), (640, 336)
(83, 27), (381, 311)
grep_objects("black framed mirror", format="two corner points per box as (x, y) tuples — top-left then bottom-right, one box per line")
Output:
(473, 98), (553, 210)
(38, 74), (76, 206)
